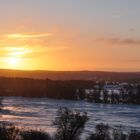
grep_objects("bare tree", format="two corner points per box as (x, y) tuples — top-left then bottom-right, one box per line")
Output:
(53, 107), (88, 140)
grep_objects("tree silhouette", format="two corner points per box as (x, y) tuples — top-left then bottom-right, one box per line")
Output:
(53, 107), (88, 140)
(21, 130), (51, 140)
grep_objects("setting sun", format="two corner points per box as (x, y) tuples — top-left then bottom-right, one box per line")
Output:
(7, 57), (20, 66)
(0, 46), (34, 69)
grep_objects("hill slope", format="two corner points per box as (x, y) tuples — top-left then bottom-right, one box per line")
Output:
(0, 69), (140, 82)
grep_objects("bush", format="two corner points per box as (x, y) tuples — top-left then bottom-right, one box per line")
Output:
(86, 123), (111, 140)
(53, 107), (88, 140)
(112, 127), (127, 140)
(21, 130), (51, 140)
(86, 124), (135, 140)
(128, 130), (140, 140)
(0, 123), (20, 140)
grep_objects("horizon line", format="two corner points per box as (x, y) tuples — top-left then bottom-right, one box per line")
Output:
(0, 68), (140, 73)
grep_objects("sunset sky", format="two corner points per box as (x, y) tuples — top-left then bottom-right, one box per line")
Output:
(0, 0), (140, 71)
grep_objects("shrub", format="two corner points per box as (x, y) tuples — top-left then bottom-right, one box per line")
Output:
(53, 107), (88, 140)
(128, 130), (140, 140)
(21, 130), (51, 140)
(86, 124), (126, 140)
(112, 127), (127, 140)
(0, 123), (20, 140)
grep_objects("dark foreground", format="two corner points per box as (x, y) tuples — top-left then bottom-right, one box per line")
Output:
(0, 108), (140, 140)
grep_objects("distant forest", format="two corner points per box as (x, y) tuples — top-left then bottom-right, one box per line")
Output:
(0, 77), (93, 99)
(0, 77), (140, 104)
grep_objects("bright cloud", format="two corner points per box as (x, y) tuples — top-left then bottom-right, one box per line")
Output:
(3, 32), (52, 39)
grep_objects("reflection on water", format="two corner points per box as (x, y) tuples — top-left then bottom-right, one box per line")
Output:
(0, 97), (140, 135)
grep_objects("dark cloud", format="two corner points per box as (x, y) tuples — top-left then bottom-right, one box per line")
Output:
(110, 38), (140, 45)
(98, 38), (140, 45)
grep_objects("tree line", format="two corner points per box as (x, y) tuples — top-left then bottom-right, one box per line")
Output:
(0, 77), (94, 99)
(0, 77), (140, 104)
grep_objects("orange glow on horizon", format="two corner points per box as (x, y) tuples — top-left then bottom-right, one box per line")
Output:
(0, 31), (139, 72)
